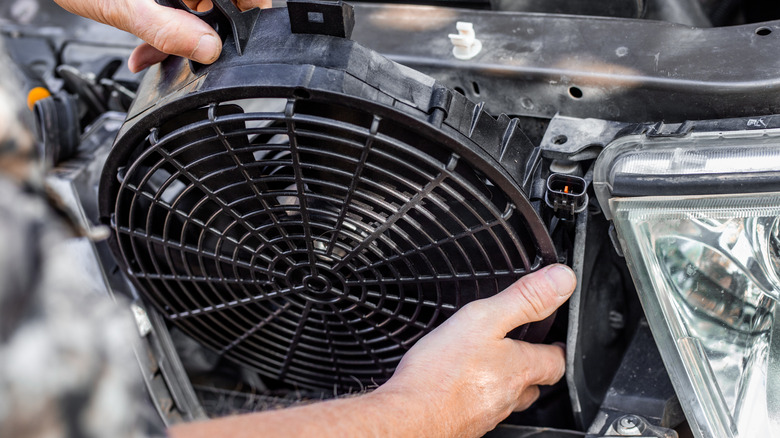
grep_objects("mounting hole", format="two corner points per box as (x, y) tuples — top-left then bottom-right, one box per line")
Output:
(552, 135), (568, 145)
(472, 81), (481, 95)
(568, 86), (583, 99)
(756, 27), (772, 36)
(293, 88), (311, 99)
(454, 86), (465, 95)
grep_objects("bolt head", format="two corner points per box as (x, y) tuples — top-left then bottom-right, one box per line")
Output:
(615, 415), (643, 435)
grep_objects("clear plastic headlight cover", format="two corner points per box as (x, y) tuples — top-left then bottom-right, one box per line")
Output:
(594, 130), (780, 220)
(611, 193), (780, 438)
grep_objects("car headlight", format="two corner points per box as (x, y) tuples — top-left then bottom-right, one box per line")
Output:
(593, 128), (780, 438)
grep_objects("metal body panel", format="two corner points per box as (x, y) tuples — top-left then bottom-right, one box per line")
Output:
(351, 4), (780, 122)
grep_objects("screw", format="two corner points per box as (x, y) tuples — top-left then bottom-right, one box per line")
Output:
(616, 415), (643, 435)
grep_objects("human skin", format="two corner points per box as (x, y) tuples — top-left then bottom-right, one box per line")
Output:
(168, 264), (576, 438)
(51, 0), (271, 72)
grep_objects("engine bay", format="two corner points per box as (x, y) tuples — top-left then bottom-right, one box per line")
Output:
(3, 1), (780, 437)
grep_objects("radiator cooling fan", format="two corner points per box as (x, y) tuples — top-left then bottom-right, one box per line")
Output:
(99, 2), (556, 392)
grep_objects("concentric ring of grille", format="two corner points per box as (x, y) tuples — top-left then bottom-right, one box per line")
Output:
(112, 97), (541, 391)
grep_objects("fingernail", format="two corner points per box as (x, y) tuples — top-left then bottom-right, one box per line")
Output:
(130, 62), (152, 73)
(191, 34), (221, 64)
(545, 265), (576, 297)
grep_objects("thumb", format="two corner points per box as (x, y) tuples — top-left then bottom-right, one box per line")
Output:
(482, 264), (576, 337)
(127, 0), (223, 65)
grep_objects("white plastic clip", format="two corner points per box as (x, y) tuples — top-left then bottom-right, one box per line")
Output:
(448, 22), (482, 60)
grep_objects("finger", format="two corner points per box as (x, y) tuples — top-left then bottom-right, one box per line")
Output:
(514, 385), (540, 412)
(235, 0), (272, 10)
(184, 0), (214, 12)
(127, 0), (223, 65)
(482, 264), (576, 336)
(128, 43), (170, 73)
(515, 342), (566, 387)
(182, 0), (271, 11)
(125, 0), (273, 72)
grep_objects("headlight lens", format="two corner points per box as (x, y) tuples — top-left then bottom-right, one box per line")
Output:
(612, 194), (780, 438)
(593, 130), (780, 220)
(594, 128), (780, 438)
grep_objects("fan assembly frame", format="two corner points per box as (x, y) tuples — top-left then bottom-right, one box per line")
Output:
(98, 6), (558, 393)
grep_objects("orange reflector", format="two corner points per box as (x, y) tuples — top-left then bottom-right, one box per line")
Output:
(564, 185), (569, 194)
(27, 87), (51, 111)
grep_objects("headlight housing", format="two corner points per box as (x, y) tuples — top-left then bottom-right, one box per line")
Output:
(594, 128), (780, 438)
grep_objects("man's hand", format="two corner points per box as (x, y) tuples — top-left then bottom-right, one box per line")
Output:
(375, 263), (576, 437)
(52, 0), (271, 73)
(169, 264), (576, 438)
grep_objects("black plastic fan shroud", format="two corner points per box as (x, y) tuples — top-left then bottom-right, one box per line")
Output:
(99, 7), (556, 392)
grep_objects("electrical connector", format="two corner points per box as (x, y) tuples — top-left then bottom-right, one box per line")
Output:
(545, 173), (589, 218)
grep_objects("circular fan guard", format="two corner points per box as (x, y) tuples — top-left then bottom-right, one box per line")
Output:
(101, 8), (556, 392)
(110, 97), (549, 391)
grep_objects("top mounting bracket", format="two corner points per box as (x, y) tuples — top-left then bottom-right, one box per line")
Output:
(287, 0), (355, 39)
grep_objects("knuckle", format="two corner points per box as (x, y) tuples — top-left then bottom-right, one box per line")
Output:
(526, 385), (541, 401)
(512, 276), (556, 318)
(551, 354), (566, 381)
(527, 387), (541, 406)
(460, 299), (491, 323)
(540, 347), (566, 384)
(151, 23), (182, 56)
(515, 385), (540, 411)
